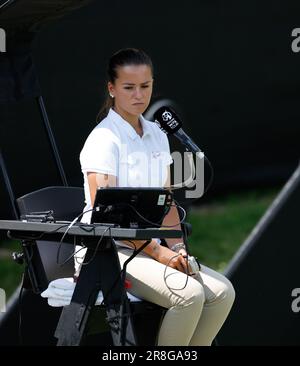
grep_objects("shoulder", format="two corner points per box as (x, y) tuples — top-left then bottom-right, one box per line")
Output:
(84, 116), (119, 144)
(80, 118), (120, 162)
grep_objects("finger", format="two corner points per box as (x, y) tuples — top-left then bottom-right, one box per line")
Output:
(175, 263), (185, 273)
(168, 256), (184, 273)
(180, 256), (189, 273)
(169, 262), (177, 270)
(176, 254), (188, 272)
(178, 249), (188, 257)
(167, 256), (178, 268)
(175, 256), (188, 274)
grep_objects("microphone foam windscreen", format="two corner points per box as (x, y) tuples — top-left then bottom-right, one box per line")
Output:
(153, 106), (182, 134)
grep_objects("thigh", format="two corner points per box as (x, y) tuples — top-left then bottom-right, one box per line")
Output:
(117, 247), (204, 309)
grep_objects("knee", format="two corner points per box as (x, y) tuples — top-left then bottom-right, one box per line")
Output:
(225, 279), (235, 305)
(177, 279), (205, 309)
(218, 277), (235, 306)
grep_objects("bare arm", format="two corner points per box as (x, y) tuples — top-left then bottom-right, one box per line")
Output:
(161, 167), (188, 266)
(162, 167), (185, 248)
(161, 204), (185, 249)
(87, 172), (117, 207)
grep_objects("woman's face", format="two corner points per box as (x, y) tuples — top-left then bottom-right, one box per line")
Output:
(108, 64), (153, 119)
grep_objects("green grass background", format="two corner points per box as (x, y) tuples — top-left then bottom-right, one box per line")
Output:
(0, 187), (280, 299)
(187, 187), (280, 272)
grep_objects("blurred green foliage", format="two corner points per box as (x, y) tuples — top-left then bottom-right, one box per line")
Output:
(187, 187), (280, 272)
(0, 241), (24, 298)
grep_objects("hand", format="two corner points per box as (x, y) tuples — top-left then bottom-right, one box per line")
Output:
(156, 246), (188, 274)
(178, 248), (188, 258)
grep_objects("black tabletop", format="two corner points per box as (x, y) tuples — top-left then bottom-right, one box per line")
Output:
(0, 219), (182, 240)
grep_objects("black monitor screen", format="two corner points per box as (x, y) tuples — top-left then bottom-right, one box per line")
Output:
(91, 187), (173, 228)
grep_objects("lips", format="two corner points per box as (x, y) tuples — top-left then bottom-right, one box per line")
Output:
(132, 102), (144, 105)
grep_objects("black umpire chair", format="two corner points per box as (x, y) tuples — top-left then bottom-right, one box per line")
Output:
(13, 185), (171, 346)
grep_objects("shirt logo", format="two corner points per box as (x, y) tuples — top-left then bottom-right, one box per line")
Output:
(152, 151), (161, 158)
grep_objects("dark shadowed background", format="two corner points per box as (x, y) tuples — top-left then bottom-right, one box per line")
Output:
(1, 0), (299, 221)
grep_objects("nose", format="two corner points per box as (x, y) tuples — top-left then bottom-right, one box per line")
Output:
(134, 87), (143, 99)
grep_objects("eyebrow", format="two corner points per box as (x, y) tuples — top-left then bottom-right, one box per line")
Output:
(122, 80), (152, 85)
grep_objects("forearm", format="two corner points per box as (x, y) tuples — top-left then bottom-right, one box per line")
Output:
(121, 203), (185, 257)
(161, 203), (184, 248)
(121, 239), (161, 259)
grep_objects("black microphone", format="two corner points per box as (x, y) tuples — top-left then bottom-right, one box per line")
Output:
(153, 106), (204, 157)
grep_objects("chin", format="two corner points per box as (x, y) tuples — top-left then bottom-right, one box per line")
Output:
(130, 106), (146, 114)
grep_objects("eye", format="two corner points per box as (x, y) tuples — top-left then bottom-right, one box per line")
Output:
(142, 85), (150, 88)
(124, 86), (133, 90)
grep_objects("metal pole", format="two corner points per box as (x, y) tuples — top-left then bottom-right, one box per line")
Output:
(0, 0), (18, 13)
(0, 148), (19, 219)
(36, 96), (68, 186)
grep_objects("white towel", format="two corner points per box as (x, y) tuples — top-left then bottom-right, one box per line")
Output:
(41, 278), (142, 307)
(41, 278), (76, 299)
(45, 293), (105, 307)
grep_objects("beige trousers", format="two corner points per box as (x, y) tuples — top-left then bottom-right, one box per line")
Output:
(117, 247), (235, 346)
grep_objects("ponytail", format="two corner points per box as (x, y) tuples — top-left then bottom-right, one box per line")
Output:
(96, 94), (114, 123)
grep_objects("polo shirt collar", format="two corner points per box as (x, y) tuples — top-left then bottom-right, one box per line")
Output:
(109, 108), (150, 140)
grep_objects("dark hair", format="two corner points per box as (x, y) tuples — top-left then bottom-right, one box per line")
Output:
(96, 48), (154, 122)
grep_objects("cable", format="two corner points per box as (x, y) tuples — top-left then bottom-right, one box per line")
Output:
(99, 268), (125, 308)
(99, 238), (154, 345)
(203, 155), (214, 195)
(56, 207), (116, 266)
(18, 272), (25, 346)
(102, 200), (186, 228)
(126, 201), (185, 227)
(58, 207), (95, 243)
(99, 238), (150, 307)
(56, 207), (95, 266)
(163, 253), (190, 291)
(130, 200), (186, 227)
(57, 240), (88, 267)
(80, 226), (111, 266)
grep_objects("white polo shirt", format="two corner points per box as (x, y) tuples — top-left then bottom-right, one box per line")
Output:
(79, 108), (173, 224)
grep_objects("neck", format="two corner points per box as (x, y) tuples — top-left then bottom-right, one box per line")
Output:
(113, 106), (140, 128)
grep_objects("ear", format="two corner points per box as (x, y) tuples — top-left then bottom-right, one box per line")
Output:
(108, 81), (114, 95)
